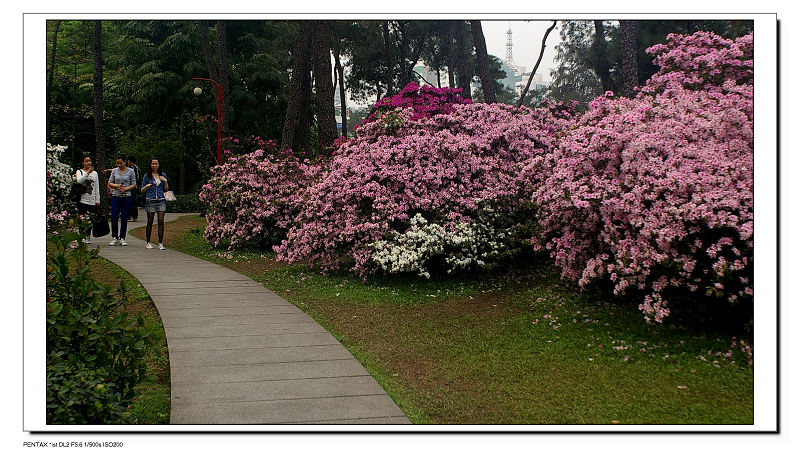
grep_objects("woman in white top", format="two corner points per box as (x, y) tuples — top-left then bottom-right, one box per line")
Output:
(75, 155), (100, 244)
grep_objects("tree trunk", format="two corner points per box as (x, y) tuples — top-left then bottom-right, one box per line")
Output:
(382, 21), (395, 96)
(312, 21), (337, 152)
(619, 20), (639, 98)
(200, 21), (219, 81)
(453, 21), (471, 98)
(296, 64), (312, 154)
(47, 20), (61, 143)
(332, 33), (347, 138)
(592, 20), (616, 94)
(447, 22), (456, 88)
(92, 20), (109, 214)
(280, 21), (313, 151)
(71, 61), (77, 163)
(216, 20), (231, 136)
(470, 20), (495, 103)
(179, 117), (186, 194)
(518, 21), (557, 108)
(402, 30), (427, 88)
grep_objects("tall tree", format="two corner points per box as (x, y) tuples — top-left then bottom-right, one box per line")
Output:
(47, 20), (62, 143)
(331, 26), (347, 138)
(618, 20), (638, 98)
(92, 20), (109, 213)
(312, 21), (337, 151)
(200, 21), (219, 81)
(453, 21), (472, 97)
(200, 21), (231, 137)
(280, 21), (313, 151)
(447, 21), (457, 88)
(295, 57), (312, 154)
(549, 21), (603, 106)
(216, 20), (231, 136)
(591, 20), (616, 94)
(470, 20), (495, 103)
(419, 21), (452, 88)
(381, 21), (395, 96)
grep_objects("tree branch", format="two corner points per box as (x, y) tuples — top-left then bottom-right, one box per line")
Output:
(517, 20), (557, 108)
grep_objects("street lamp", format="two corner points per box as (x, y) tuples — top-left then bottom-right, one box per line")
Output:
(192, 77), (224, 165)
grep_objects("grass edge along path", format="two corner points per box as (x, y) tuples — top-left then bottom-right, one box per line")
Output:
(87, 255), (171, 425)
(132, 215), (754, 425)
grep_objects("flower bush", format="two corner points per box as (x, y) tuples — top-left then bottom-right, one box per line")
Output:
(370, 211), (510, 279)
(356, 81), (472, 129)
(640, 31), (753, 96)
(276, 101), (575, 276)
(199, 144), (321, 249)
(525, 31), (753, 322)
(46, 144), (75, 230)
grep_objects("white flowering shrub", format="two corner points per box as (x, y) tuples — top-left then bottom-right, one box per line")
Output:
(46, 144), (75, 230)
(370, 213), (510, 279)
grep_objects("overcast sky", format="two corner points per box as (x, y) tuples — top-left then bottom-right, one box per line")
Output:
(481, 20), (562, 82)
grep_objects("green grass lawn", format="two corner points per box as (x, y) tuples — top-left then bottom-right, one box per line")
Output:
(87, 256), (171, 424)
(132, 215), (753, 425)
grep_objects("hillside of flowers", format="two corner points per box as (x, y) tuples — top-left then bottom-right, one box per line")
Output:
(200, 31), (754, 323)
(274, 100), (576, 275)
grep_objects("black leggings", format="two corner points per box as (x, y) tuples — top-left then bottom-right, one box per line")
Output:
(146, 211), (166, 243)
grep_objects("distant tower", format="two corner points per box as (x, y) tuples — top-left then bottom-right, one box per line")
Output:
(505, 23), (513, 64)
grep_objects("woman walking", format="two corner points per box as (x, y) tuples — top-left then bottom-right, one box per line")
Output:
(75, 155), (100, 244)
(108, 155), (137, 246)
(141, 158), (169, 250)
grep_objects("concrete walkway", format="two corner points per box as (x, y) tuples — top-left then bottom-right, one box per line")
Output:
(95, 212), (410, 425)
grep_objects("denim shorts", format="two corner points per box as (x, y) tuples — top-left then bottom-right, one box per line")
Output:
(145, 198), (167, 213)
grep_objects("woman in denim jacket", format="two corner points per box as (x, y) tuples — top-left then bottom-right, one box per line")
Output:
(140, 157), (169, 250)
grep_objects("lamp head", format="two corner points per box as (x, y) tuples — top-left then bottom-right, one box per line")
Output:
(193, 87), (202, 96)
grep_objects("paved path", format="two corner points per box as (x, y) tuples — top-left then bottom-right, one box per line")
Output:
(95, 212), (410, 425)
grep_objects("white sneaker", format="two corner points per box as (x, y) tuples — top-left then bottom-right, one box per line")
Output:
(120, 238), (128, 246)
(83, 237), (91, 244)
(146, 242), (154, 249)
(158, 243), (165, 250)
(109, 238), (118, 246)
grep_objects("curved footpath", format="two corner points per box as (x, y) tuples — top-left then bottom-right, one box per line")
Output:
(95, 212), (410, 425)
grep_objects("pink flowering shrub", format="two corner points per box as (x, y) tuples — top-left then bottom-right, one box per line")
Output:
(276, 101), (575, 275)
(640, 31), (753, 96)
(526, 31), (754, 323)
(199, 145), (321, 249)
(356, 81), (472, 129)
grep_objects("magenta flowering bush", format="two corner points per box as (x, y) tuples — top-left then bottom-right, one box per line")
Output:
(525, 32), (754, 323)
(199, 145), (321, 249)
(356, 81), (472, 129)
(276, 101), (575, 275)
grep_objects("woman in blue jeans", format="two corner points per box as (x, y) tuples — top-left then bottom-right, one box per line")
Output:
(141, 157), (169, 250)
(108, 155), (137, 246)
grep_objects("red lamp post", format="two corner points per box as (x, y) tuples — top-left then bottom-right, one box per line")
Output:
(192, 77), (224, 165)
